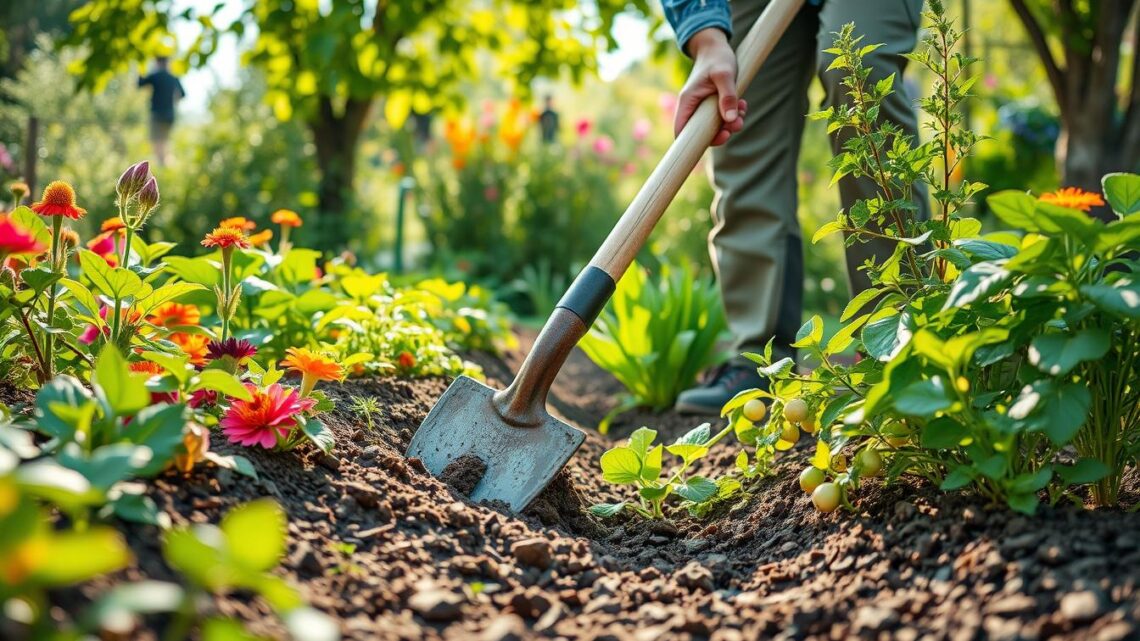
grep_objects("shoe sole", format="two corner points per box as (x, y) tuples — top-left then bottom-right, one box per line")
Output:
(673, 400), (723, 416)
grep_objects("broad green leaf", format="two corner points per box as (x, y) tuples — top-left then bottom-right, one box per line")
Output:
(791, 315), (824, 349)
(60, 278), (103, 321)
(14, 459), (103, 510)
(193, 370), (255, 401)
(35, 375), (94, 441)
(31, 527), (130, 584)
(1081, 282), (1140, 320)
(674, 476), (717, 503)
(1056, 459), (1109, 485)
(812, 219), (845, 244)
(222, 499), (286, 572)
(1028, 329), (1111, 376)
(599, 447), (641, 484)
(953, 239), (1018, 261)
(135, 282), (205, 317)
(756, 357), (795, 378)
(80, 250), (145, 299)
(892, 377), (951, 417)
(130, 405), (191, 475)
(1008, 381), (1091, 445)
(202, 618), (268, 641)
(164, 256), (221, 286)
(93, 345), (151, 417)
(943, 262), (1012, 310)
(841, 287), (883, 322)
(939, 466), (975, 490)
(920, 417), (969, 449)
(674, 422), (712, 446)
(825, 313), (869, 355)
(640, 444), (663, 482)
(1007, 492), (1039, 515)
(639, 485), (671, 501)
(664, 443), (709, 463)
(986, 191), (1038, 231)
(9, 206), (51, 247)
(1102, 172), (1140, 216)
(627, 427), (657, 459)
(299, 418), (335, 454)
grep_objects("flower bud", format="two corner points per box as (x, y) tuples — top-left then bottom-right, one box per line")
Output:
(116, 161), (150, 198)
(137, 176), (160, 213)
(8, 181), (29, 203)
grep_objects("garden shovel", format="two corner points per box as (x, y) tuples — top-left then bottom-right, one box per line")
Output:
(407, 0), (806, 512)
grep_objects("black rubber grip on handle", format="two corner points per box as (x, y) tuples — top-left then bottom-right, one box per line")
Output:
(556, 266), (616, 326)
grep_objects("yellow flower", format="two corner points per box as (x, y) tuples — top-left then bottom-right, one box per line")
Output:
(202, 226), (250, 249)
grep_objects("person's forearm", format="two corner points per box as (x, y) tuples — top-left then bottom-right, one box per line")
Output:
(662, 0), (732, 55)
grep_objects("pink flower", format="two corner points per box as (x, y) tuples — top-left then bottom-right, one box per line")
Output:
(632, 118), (651, 142)
(592, 135), (615, 156)
(659, 92), (678, 118)
(220, 383), (316, 448)
(622, 162), (637, 176)
(189, 389), (218, 409)
(575, 118), (591, 138)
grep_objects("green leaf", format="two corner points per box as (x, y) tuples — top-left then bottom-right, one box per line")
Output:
(940, 466), (975, 491)
(203, 618), (269, 641)
(588, 502), (626, 518)
(1008, 381), (1091, 445)
(599, 447), (641, 484)
(58, 442), (151, 491)
(1056, 459), (1109, 485)
(10, 206), (51, 248)
(674, 423), (711, 446)
(986, 191), (1038, 231)
(35, 375), (94, 441)
(841, 287), (883, 322)
(14, 459), (103, 511)
(953, 239), (1018, 261)
(1007, 492), (1039, 515)
(791, 315), (824, 349)
(80, 250), (145, 299)
(1028, 329), (1111, 376)
(60, 277), (103, 320)
(1102, 172), (1140, 216)
(943, 262), (1012, 310)
(300, 418), (335, 454)
(31, 527), (130, 584)
(130, 405), (191, 475)
(674, 476), (717, 503)
(756, 357), (795, 378)
(1081, 282), (1140, 320)
(204, 453), (259, 479)
(627, 427), (657, 459)
(135, 282), (205, 317)
(164, 256), (221, 286)
(93, 345), (151, 417)
(810, 440), (831, 470)
(639, 485), (671, 501)
(862, 311), (910, 361)
(20, 267), (62, 296)
(222, 499), (287, 572)
(920, 418), (969, 449)
(640, 445), (663, 482)
(812, 220), (845, 244)
(192, 370), (254, 401)
(893, 377), (951, 417)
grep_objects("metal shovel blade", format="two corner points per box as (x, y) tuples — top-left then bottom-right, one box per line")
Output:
(406, 375), (586, 512)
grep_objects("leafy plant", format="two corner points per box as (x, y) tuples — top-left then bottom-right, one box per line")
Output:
(580, 262), (729, 432)
(590, 423), (740, 519)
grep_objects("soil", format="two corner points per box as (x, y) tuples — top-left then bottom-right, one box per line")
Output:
(30, 336), (1140, 640)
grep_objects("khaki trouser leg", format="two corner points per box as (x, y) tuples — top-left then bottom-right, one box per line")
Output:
(818, 0), (930, 295)
(710, 1), (819, 364)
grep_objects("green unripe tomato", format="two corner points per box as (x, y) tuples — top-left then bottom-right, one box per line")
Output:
(779, 423), (800, 444)
(812, 482), (841, 512)
(799, 467), (826, 493)
(742, 399), (767, 422)
(855, 448), (883, 477)
(783, 398), (809, 423)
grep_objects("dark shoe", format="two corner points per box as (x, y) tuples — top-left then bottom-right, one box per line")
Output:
(674, 363), (766, 416)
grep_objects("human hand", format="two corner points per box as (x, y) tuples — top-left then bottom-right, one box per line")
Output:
(675, 28), (748, 146)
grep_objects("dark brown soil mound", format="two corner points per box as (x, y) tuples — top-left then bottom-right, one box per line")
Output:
(36, 339), (1140, 641)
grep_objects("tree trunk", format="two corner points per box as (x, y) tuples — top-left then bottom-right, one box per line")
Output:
(309, 96), (373, 249)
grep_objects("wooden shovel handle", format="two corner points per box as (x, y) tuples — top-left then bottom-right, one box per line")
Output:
(493, 0), (806, 427)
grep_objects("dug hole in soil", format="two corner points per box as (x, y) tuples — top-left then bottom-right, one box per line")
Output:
(62, 333), (1140, 640)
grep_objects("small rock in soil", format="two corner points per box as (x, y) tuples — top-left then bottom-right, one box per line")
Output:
(675, 560), (714, 592)
(480, 614), (526, 641)
(511, 538), (554, 570)
(1059, 590), (1105, 623)
(439, 454), (486, 496)
(408, 588), (464, 622)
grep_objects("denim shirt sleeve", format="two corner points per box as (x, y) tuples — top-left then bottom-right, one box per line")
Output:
(662, 0), (732, 55)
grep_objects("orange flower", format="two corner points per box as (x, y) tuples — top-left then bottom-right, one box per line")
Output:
(31, 181), (86, 220)
(148, 302), (201, 328)
(270, 209), (302, 227)
(172, 332), (209, 366)
(221, 216), (257, 231)
(172, 422), (210, 474)
(101, 217), (127, 233)
(129, 360), (165, 376)
(248, 229), (273, 247)
(1038, 187), (1105, 212)
(201, 226), (250, 249)
(282, 346), (344, 396)
(398, 351), (416, 369)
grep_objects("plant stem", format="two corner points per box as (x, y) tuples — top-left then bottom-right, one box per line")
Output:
(43, 216), (63, 380)
(120, 226), (135, 270)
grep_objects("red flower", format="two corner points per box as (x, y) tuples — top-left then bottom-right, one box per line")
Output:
(31, 181), (86, 220)
(220, 383), (315, 448)
(398, 351), (416, 369)
(188, 389), (218, 409)
(201, 226), (251, 249)
(0, 216), (46, 256)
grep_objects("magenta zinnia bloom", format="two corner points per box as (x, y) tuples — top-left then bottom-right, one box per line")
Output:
(206, 337), (258, 363)
(220, 383), (315, 448)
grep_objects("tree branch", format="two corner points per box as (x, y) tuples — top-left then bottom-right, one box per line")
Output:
(1010, 0), (1069, 117)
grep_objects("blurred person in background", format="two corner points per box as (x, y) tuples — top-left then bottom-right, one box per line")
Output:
(539, 95), (560, 144)
(665, 0), (928, 414)
(138, 57), (185, 166)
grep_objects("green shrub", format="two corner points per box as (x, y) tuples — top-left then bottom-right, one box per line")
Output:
(579, 262), (729, 432)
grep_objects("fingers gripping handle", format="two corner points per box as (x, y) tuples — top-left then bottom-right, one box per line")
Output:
(493, 0), (805, 427)
(589, 0), (805, 280)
